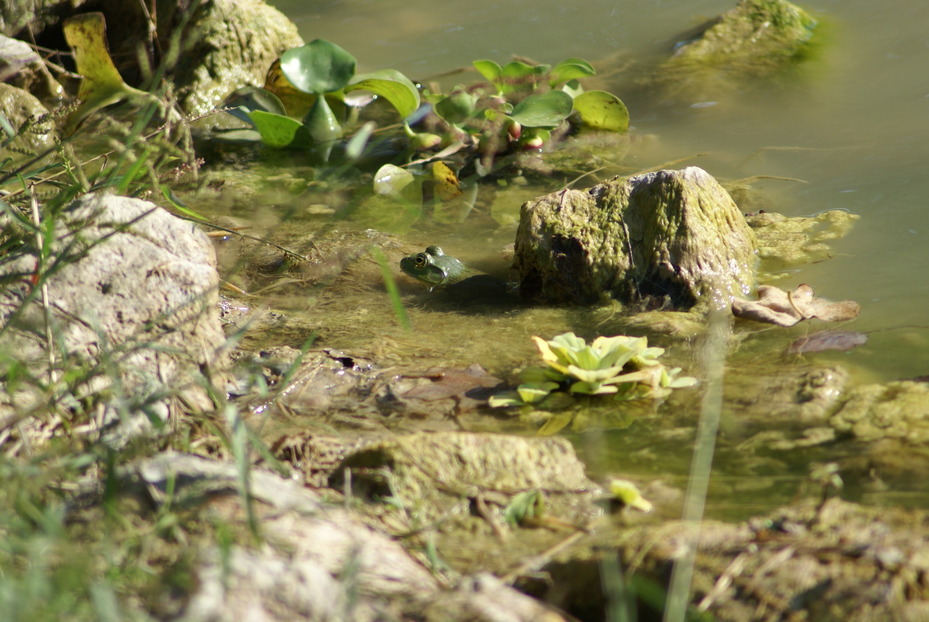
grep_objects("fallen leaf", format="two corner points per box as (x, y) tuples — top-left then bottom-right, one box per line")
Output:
(789, 330), (868, 354)
(431, 161), (463, 201)
(732, 284), (860, 327)
(400, 364), (501, 400)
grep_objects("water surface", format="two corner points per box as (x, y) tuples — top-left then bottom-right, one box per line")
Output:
(253, 0), (929, 516)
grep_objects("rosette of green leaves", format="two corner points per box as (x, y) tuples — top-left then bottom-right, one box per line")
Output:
(489, 332), (697, 407)
(471, 57), (630, 134)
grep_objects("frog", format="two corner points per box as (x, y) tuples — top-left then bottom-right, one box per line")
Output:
(400, 246), (467, 286)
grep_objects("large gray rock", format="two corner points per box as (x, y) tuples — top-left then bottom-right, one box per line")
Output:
(0, 193), (226, 441)
(514, 166), (757, 309)
(131, 452), (567, 622)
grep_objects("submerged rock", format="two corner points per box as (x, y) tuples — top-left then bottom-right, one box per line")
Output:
(514, 166), (756, 309)
(658, 0), (820, 95)
(671, 0), (818, 67)
(746, 209), (859, 276)
(831, 381), (929, 444)
(330, 431), (602, 524)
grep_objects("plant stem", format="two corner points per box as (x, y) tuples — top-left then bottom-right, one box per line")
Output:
(663, 310), (730, 622)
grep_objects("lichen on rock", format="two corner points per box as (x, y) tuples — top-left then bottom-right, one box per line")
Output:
(514, 166), (756, 310)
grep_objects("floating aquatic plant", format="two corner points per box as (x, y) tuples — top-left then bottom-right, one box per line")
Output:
(489, 332), (697, 407)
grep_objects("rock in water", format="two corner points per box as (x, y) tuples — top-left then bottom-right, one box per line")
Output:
(514, 166), (756, 309)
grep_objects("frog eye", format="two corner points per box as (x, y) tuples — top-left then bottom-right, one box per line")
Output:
(414, 253), (429, 268)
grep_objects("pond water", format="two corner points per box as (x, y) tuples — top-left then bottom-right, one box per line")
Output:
(222, 0), (929, 517)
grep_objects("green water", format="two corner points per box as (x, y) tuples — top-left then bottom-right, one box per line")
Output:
(230, 1), (929, 517)
(268, 0), (929, 382)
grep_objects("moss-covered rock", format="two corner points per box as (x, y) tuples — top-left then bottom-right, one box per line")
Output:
(831, 381), (929, 444)
(746, 209), (859, 276)
(655, 0), (821, 97)
(514, 166), (756, 309)
(0, 83), (57, 161)
(3, 0), (303, 116)
(672, 0), (817, 67)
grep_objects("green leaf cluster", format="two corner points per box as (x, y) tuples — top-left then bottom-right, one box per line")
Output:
(489, 332), (697, 408)
(222, 39), (420, 162)
(425, 57), (629, 159)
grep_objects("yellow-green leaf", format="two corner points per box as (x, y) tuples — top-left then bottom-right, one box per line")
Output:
(573, 90), (630, 132)
(346, 69), (421, 119)
(62, 12), (151, 134)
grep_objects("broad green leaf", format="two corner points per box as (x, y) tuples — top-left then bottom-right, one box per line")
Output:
(221, 86), (286, 125)
(517, 382), (559, 404)
(346, 69), (420, 118)
(519, 366), (567, 384)
(263, 59), (316, 118)
(573, 90), (630, 132)
(501, 60), (549, 81)
(537, 411), (575, 436)
(508, 91), (574, 128)
(496, 60), (549, 94)
(487, 391), (525, 408)
(473, 59), (502, 82)
(280, 39), (357, 95)
(570, 380), (616, 395)
(62, 12), (152, 134)
(549, 58), (596, 85)
(434, 91), (477, 125)
(248, 110), (310, 148)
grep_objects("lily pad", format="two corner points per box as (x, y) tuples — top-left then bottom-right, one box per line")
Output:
(732, 284), (861, 327)
(280, 39), (357, 95)
(573, 90), (630, 132)
(508, 91), (574, 128)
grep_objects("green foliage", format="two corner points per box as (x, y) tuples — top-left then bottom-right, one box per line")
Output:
(420, 55), (628, 169)
(489, 332), (697, 408)
(280, 39), (357, 94)
(220, 43), (629, 177)
(222, 39), (420, 162)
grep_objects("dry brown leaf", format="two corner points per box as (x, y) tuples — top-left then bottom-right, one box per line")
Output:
(789, 330), (868, 354)
(732, 284), (860, 327)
